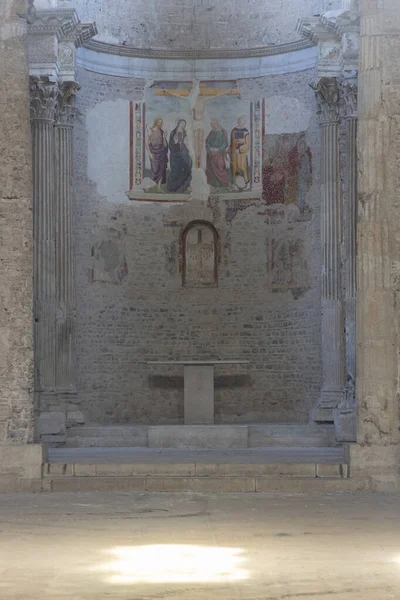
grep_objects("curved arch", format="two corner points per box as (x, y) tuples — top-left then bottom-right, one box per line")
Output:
(182, 220), (219, 288)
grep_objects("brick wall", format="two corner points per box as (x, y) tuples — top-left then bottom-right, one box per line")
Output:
(72, 67), (322, 425)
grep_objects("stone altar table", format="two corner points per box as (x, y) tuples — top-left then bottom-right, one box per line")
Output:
(147, 360), (250, 425)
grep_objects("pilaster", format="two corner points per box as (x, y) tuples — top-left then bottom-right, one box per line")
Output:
(334, 77), (358, 442)
(27, 9), (96, 443)
(30, 76), (58, 410)
(54, 82), (79, 404)
(312, 77), (345, 422)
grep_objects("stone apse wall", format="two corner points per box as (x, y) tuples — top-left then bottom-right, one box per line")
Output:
(59, 0), (322, 48)
(72, 66), (322, 425)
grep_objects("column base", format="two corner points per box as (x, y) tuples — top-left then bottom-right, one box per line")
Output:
(333, 408), (356, 442)
(36, 390), (81, 445)
(313, 388), (344, 423)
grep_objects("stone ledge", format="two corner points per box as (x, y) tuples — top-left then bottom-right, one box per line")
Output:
(44, 475), (351, 494)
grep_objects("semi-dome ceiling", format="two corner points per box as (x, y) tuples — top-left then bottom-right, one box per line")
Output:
(59, 0), (323, 50)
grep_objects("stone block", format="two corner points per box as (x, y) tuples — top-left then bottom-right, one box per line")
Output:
(148, 425), (248, 449)
(44, 463), (74, 477)
(66, 411), (85, 427)
(315, 464), (342, 478)
(255, 477), (352, 494)
(349, 444), (400, 490)
(50, 476), (148, 492)
(194, 462), (316, 477)
(0, 444), (47, 480)
(145, 477), (190, 493)
(37, 412), (66, 436)
(184, 365), (214, 425)
(188, 477), (256, 493)
(74, 463), (97, 477)
(95, 462), (196, 477)
(333, 409), (356, 443)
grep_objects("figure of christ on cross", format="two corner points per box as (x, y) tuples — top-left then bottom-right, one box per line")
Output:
(155, 81), (239, 169)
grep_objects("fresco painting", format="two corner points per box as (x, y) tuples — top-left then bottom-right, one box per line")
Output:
(128, 86), (312, 209)
(128, 81), (263, 201)
(262, 133), (312, 212)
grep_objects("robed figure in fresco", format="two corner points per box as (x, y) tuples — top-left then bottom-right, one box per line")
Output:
(146, 117), (168, 189)
(167, 119), (192, 193)
(230, 116), (250, 188)
(205, 118), (229, 188)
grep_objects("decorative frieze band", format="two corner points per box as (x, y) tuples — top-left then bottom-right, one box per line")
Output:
(82, 37), (314, 61)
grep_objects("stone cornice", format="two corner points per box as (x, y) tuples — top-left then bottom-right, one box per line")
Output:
(82, 37), (314, 60)
(297, 17), (339, 44)
(28, 9), (97, 46)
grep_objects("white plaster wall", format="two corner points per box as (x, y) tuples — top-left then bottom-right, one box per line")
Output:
(87, 99), (130, 202)
(59, 0), (323, 49)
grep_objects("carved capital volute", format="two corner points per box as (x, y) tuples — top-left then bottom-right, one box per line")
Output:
(14, 0), (36, 24)
(30, 77), (58, 122)
(55, 81), (80, 127)
(311, 77), (340, 125)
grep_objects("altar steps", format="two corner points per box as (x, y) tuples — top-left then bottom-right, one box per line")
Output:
(65, 423), (336, 449)
(43, 446), (351, 494)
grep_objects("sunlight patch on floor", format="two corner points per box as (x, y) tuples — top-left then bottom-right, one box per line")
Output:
(93, 544), (249, 584)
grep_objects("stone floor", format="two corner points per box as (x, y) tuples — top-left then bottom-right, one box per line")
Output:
(0, 492), (400, 599)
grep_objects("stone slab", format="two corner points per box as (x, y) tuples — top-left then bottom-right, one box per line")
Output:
(184, 365), (214, 425)
(248, 424), (335, 448)
(49, 446), (347, 464)
(65, 425), (149, 448)
(148, 425), (249, 449)
(45, 474), (353, 494)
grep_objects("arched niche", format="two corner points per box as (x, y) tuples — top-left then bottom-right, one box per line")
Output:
(182, 221), (218, 288)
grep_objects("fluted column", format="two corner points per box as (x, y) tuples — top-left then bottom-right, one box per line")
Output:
(30, 77), (57, 407)
(350, 0), (400, 486)
(345, 113), (357, 387)
(54, 83), (78, 400)
(312, 77), (345, 422)
(334, 80), (358, 441)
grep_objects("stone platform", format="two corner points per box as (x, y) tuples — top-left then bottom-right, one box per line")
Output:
(65, 423), (336, 448)
(43, 446), (350, 493)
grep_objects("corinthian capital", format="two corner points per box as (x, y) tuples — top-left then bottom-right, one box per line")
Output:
(30, 77), (58, 122)
(311, 77), (340, 124)
(341, 77), (358, 118)
(56, 81), (80, 126)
